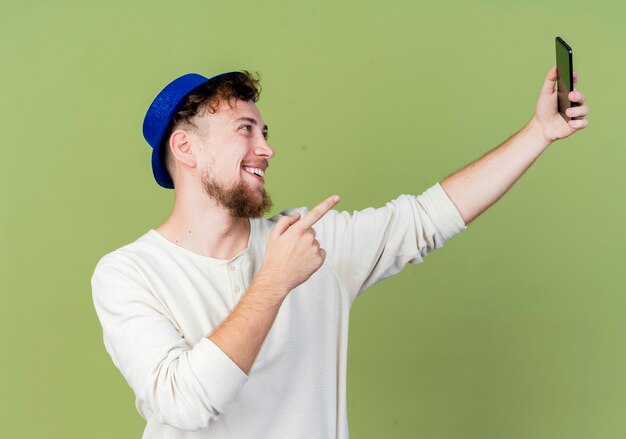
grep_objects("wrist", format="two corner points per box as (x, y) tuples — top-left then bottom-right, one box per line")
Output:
(528, 116), (554, 150)
(252, 269), (290, 301)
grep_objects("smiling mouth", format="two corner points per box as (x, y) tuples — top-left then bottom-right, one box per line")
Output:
(242, 166), (265, 183)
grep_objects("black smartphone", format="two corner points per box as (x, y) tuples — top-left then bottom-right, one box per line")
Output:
(555, 37), (578, 121)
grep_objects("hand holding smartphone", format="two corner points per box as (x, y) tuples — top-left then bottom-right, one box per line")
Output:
(555, 36), (579, 121)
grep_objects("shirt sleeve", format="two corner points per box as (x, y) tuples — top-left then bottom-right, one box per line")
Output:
(91, 253), (248, 431)
(315, 182), (467, 301)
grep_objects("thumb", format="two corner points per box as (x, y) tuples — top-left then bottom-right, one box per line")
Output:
(540, 65), (558, 96)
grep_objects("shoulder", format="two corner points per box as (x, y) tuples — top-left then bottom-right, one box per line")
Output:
(92, 230), (164, 276)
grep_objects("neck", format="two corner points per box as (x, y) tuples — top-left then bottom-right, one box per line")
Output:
(155, 185), (251, 260)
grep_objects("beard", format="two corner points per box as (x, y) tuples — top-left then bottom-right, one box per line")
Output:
(201, 171), (273, 219)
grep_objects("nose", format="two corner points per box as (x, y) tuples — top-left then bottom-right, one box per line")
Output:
(254, 135), (275, 159)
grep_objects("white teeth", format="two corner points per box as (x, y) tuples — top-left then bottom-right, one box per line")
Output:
(243, 167), (265, 177)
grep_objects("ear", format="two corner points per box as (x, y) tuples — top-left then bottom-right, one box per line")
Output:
(169, 129), (197, 170)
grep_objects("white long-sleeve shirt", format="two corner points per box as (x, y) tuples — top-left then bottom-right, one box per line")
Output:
(91, 183), (467, 438)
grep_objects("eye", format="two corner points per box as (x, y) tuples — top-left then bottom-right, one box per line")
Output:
(239, 124), (252, 133)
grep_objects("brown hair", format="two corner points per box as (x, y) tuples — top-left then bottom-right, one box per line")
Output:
(162, 71), (262, 179)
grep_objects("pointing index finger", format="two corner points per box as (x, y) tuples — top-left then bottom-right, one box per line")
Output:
(298, 195), (340, 229)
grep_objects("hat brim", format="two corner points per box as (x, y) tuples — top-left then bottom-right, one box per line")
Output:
(152, 144), (174, 189)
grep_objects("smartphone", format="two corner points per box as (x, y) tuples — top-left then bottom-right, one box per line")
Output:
(555, 37), (578, 121)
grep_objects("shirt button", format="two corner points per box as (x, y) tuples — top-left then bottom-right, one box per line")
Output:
(234, 285), (240, 293)
(229, 265), (236, 271)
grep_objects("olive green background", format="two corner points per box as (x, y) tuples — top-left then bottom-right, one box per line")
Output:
(1, 1), (624, 438)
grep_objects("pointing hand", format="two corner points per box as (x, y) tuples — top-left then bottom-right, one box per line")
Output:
(260, 195), (341, 294)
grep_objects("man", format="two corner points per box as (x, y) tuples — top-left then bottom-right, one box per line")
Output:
(92, 69), (588, 438)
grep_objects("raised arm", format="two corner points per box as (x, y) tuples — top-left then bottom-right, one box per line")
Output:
(440, 66), (589, 225)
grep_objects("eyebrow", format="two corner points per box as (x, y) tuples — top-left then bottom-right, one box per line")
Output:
(234, 117), (268, 132)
